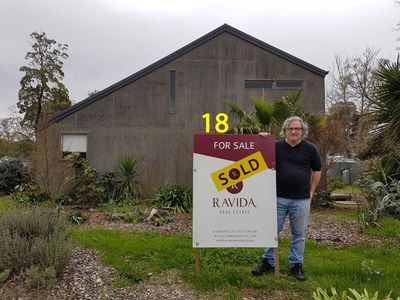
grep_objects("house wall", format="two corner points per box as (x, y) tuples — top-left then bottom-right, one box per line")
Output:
(48, 32), (325, 195)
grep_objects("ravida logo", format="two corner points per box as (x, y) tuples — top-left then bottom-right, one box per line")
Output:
(226, 181), (243, 194)
(212, 197), (256, 208)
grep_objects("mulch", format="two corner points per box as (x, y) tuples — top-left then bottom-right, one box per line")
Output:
(80, 209), (193, 235)
(79, 208), (388, 247)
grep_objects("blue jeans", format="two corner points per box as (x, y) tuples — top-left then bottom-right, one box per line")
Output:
(262, 197), (310, 267)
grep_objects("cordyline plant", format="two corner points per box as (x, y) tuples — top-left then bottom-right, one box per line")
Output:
(116, 156), (140, 198)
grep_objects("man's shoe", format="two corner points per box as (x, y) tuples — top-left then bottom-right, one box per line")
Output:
(290, 263), (306, 281)
(251, 261), (274, 276)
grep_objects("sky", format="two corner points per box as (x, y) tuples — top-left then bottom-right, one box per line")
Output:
(0, 0), (399, 118)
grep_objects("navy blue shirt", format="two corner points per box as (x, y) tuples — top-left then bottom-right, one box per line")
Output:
(276, 139), (322, 199)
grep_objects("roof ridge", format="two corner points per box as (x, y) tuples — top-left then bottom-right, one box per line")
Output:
(50, 24), (327, 123)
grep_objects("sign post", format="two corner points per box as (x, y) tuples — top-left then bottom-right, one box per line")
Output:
(195, 248), (200, 278)
(193, 134), (278, 278)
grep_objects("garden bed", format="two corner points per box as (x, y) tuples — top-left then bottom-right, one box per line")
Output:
(70, 207), (388, 247)
(2, 207), (399, 299)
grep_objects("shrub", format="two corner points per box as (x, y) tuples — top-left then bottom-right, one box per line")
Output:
(66, 155), (108, 207)
(24, 265), (57, 289)
(377, 179), (400, 219)
(356, 176), (400, 225)
(0, 207), (72, 284)
(356, 177), (381, 227)
(66, 154), (143, 207)
(358, 209), (380, 228)
(153, 216), (172, 226)
(115, 187), (140, 206)
(100, 171), (119, 201)
(0, 138), (34, 158)
(153, 184), (192, 213)
(54, 191), (72, 206)
(311, 190), (335, 209)
(0, 156), (31, 196)
(66, 212), (88, 224)
(327, 177), (345, 192)
(123, 209), (145, 223)
(371, 162), (391, 184)
(12, 183), (50, 204)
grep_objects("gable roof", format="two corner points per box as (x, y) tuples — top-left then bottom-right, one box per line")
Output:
(50, 24), (328, 123)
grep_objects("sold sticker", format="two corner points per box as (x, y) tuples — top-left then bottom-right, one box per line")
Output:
(210, 151), (268, 191)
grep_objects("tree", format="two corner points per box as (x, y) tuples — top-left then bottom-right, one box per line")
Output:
(308, 115), (349, 190)
(327, 48), (380, 112)
(0, 117), (34, 157)
(327, 54), (354, 106)
(0, 117), (22, 141)
(0, 108), (35, 157)
(226, 91), (304, 135)
(351, 47), (380, 115)
(327, 48), (380, 157)
(17, 31), (71, 137)
(328, 101), (359, 156)
(0, 107), (34, 142)
(395, 0), (400, 49)
(361, 58), (400, 178)
(88, 90), (100, 97)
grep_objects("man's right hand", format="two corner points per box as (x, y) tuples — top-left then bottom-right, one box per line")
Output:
(258, 132), (271, 138)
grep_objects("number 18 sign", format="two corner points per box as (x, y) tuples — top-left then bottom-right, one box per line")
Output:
(193, 134), (277, 248)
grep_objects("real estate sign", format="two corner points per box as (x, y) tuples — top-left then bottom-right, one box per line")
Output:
(193, 134), (277, 248)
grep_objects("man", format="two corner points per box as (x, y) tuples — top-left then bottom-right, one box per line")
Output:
(252, 116), (322, 281)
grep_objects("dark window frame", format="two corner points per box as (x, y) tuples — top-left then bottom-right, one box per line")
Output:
(244, 79), (304, 90)
(169, 70), (176, 113)
(275, 80), (303, 89)
(244, 80), (273, 90)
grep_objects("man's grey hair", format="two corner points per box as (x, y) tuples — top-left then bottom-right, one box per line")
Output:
(279, 116), (309, 138)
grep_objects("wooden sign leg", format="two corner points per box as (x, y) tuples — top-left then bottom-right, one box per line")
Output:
(195, 248), (201, 279)
(274, 248), (280, 279)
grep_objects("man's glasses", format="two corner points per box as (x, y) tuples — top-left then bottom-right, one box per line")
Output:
(287, 127), (303, 132)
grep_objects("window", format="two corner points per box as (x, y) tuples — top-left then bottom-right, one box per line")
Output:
(275, 80), (303, 89)
(169, 70), (176, 113)
(244, 79), (304, 90)
(245, 80), (273, 89)
(62, 134), (87, 159)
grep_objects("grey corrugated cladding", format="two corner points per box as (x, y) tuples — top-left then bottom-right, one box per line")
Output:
(50, 23), (328, 123)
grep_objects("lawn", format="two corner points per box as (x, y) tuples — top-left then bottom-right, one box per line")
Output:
(70, 226), (400, 299)
(332, 185), (362, 194)
(0, 196), (20, 212)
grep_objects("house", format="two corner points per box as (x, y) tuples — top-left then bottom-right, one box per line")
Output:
(43, 24), (328, 196)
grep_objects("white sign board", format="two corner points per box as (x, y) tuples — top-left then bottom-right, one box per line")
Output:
(193, 134), (277, 248)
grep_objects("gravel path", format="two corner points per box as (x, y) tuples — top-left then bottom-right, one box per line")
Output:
(51, 248), (199, 300)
